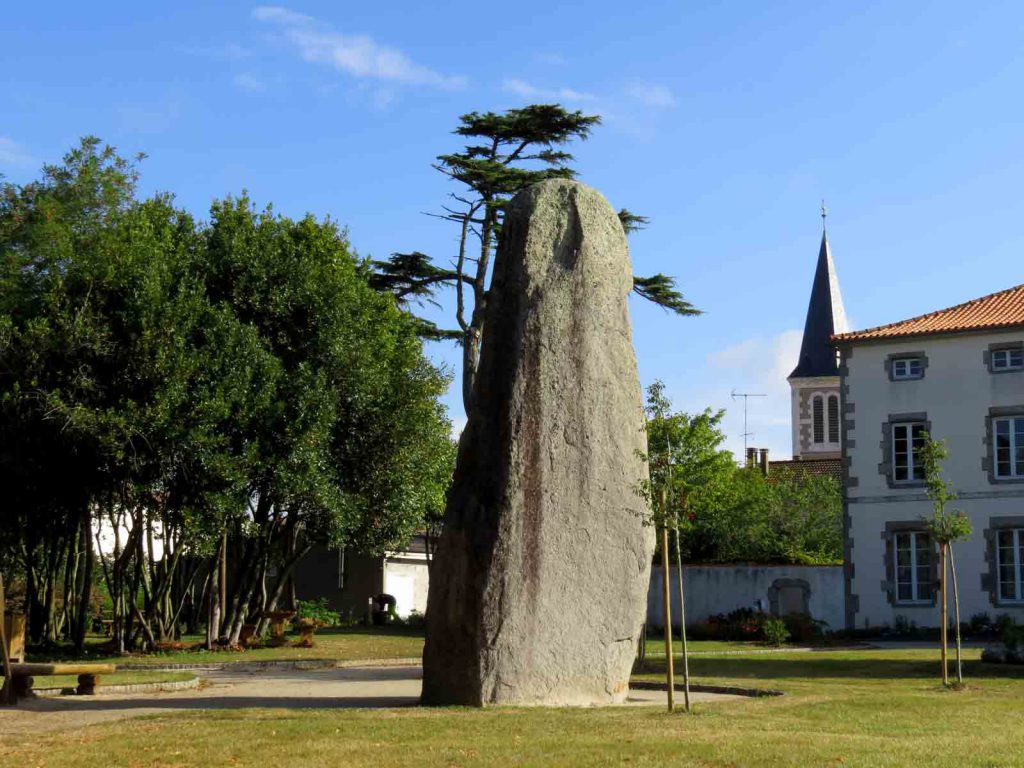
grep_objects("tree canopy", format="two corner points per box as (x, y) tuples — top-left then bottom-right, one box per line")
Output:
(642, 382), (842, 565)
(0, 138), (454, 649)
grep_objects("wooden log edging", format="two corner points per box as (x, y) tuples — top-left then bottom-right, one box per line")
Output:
(629, 680), (784, 698)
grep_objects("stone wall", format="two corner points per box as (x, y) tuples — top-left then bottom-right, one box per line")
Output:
(647, 564), (844, 632)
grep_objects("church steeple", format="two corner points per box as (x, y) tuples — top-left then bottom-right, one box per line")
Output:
(789, 211), (848, 379)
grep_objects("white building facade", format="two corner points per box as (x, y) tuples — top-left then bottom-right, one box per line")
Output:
(835, 285), (1024, 630)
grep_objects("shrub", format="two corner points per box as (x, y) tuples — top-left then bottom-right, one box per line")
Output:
(295, 598), (341, 628)
(762, 618), (790, 647)
(782, 613), (828, 644)
(968, 612), (993, 636)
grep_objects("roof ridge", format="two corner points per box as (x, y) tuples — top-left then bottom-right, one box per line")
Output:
(834, 282), (1024, 342)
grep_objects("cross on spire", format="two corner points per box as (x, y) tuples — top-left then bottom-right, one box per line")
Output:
(821, 199), (828, 231)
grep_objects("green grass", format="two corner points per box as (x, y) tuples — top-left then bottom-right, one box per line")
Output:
(3, 647), (1022, 767)
(31, 625), (427, 667)
(29, 670), (195, 690)
(642, 637), (784, 655)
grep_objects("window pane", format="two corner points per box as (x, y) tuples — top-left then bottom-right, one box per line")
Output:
(994, 350), (1008, 369)
(996, 420), (1011, 477)
(909, 359), (922, 376)
(1015, 420), (1024, 476)
(894, 360), (906, 377)
(1001, 579), (1015, 601)
(914, 534), (931, 564)
(828, 396), (840, 443)
(898, 583), (913, 601)
(1010, 349), (1023, 367)
(813, 396), (824, 443)
(919, 581), (933, 601)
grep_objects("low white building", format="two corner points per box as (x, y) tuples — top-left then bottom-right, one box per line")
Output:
(834, 283), (1024, 630)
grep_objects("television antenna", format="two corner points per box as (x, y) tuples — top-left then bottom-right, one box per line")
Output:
(730, 389), (766, 457)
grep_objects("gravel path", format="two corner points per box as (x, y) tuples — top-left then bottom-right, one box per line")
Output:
(0, 665), (741, 736)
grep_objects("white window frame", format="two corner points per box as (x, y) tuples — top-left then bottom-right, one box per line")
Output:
(996, 528), (1024, 604)
(993, 417), (1024, 479)
(892, 357), (924, 380)
(892, 422), (926, 483)
(992, 348), (1024, 372)
(894, 531), (932, 605)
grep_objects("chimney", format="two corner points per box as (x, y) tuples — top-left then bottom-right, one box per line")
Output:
(746, 447), (757, 468)
(759, 448), (770, 477)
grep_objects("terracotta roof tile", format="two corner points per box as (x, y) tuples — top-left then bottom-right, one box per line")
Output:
(833, 283), (1024, 342)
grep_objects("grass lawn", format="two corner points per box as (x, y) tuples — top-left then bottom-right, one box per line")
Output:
(30, 625), (427, 667)
(2, 647), (1021, 767)
(28, 670), (196, 690)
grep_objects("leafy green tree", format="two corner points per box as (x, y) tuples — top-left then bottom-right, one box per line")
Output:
(920, 435), (973, 687)
(643, 380), (735, 712)
(372, 105), (699, 410)
(1, 139), (455, 652)
(201, 196), (453, 644)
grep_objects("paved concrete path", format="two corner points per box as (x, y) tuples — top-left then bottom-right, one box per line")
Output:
(0, 665), (741, 736)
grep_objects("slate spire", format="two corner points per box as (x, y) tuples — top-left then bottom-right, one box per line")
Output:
(789, 221), (848, 379)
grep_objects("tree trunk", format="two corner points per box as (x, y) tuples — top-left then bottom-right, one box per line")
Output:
(660, 521), (674, 713)
(940, 543), (949, 687)
(0, 573), (15, 705)
(74, 511), (93, 651)
(950, 545), (963, 685)
(672, 524), (691, 713)
(207, 552), (220, 650)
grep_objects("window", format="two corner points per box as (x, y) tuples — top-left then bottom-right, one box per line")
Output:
(894, 531), (933, 604)
(812, 395), (824, 444)
(994, 417), (1024, 478)
(892, 357), (924, 380)
(892, 422), (926, 482)
(996, 528), (1024, 603)
(992, 347), (1024, 371)
(827, 395), (840, 444)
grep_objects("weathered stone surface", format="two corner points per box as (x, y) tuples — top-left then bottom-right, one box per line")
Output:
(421, 179), (654, 706)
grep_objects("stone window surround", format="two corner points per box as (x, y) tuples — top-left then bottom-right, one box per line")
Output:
(809, 390), (841, 449)
(879, 412), (930, 489)
(981, 405), (1024, 485)
(884, 351), (928, 382)
(984, 341), (1024, 374)
(882, 521), (938, 608)
(981, 515), (1024, 607)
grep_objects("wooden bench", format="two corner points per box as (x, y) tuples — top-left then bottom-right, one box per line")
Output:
(4, 663), (115, 699)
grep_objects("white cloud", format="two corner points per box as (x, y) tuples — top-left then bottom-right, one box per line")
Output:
(0, 137), (36, 168)
(253, 5), (466, 89)
(626, 82), (677, 108)
(234, 72), (267, 92)
(502, 78), (597, 103)
(706, 329), (802, 458)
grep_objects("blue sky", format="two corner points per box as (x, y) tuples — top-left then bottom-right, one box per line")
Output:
(4, 1), (1024, 458)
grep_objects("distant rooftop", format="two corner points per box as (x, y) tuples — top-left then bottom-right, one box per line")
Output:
(834, 283), (1024, 343)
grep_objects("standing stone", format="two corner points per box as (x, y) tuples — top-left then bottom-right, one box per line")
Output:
(421, 179), (654, 706)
